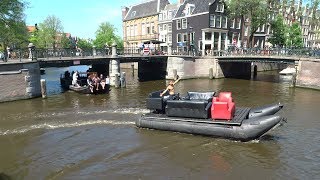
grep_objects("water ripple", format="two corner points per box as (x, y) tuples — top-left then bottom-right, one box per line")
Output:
(0, 119), (135, 136)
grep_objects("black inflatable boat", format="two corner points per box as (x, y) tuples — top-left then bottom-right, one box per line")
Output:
(136, 91), (285, 142)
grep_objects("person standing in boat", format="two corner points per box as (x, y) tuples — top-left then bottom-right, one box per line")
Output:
(160, 76), (181, 99)
(87, 75), (94, 93)
(72, 71), (80, 87)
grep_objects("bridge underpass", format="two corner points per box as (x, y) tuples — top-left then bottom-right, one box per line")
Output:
(216, 56), (296, 80)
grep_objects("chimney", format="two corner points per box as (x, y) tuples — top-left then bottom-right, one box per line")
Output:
(122, 6), (129, 20)
(157, 0), (161, 13)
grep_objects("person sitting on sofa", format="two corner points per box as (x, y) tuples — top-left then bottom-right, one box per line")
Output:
(160, 76), (181, 100)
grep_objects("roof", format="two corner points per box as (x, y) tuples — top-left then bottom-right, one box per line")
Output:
(27, 26), (36, 32)
(123, 0), (169, 21)
(175, 0), (215, 18)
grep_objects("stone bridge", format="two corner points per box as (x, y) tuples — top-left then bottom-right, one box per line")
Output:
(1, 46), (320, 102)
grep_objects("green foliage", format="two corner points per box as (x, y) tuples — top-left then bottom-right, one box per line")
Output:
(60, 33), (71, 48)
(286, 22), (303, 48)
(226, 0), (274, 47)
(77, 38), (93, 50)
(268, 15), (287, 47)
(37, 15), (63, 48)
(0, 0), (29, 49)
(93, 22), (123, 49)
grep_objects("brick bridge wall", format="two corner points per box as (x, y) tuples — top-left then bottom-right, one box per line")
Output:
(0, 62), (41, 103)
(296, 60), (320, 90)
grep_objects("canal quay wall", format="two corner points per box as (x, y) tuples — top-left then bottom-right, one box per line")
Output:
(0, 62), (41, 103)
(296, 59), (320, 90)
(166, 57), (283, 79)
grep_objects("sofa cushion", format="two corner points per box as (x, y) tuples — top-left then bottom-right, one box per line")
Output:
(165, 100), (211, 119)
(187, 92), (215, 101)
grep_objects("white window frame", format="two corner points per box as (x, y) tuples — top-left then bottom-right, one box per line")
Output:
(216, 3), (224, 12)
(168, 23), (172, 32)
(182, 18), (187, 29)
(168, 34), (172, 43)
(222, 16), (227, 28)
(176, 19), (181, 30)
(236, 19), (241, 29)
(142, 23), (146, 35)
(168, 11), (172, 19)
(159, 14), (163, 21)
(177, 33), (181, 43)
(126, 26), (130, 37)
(210, 14), (215, 27)
(231, 19), (235, 29)
(134, 25), (138, 36)
(215, 15), (221, 28)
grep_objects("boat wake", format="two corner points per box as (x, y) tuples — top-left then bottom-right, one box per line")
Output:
(0, 119), (135, 136)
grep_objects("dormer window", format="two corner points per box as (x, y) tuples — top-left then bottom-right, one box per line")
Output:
(216, 3), (224, 12)
(131, 11), (136, 17)
(183, 3), (195, 16)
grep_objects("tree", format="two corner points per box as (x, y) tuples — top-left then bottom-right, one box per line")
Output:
(287, 22), (303, 48)
(268, 15), (287, 47)
(77, 38), (93, 50)
(37, 15), (63, 49)
(60, 33), (72, 48)
(226, 0), (275, 47)
(93, 22), (122, 49)
(0, 0), (28, 59)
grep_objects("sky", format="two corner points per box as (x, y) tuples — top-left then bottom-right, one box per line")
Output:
(25, 0), (177, 39)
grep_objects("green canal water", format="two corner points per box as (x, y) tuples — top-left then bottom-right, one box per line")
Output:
(0, 67), (319, 179)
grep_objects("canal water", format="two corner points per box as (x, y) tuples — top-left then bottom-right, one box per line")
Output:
(0, 67), (319, 179)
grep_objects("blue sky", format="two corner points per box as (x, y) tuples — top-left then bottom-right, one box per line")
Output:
(25, 0), (177, 39)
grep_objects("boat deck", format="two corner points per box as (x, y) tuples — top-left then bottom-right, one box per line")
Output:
(144, 107), (251, 126)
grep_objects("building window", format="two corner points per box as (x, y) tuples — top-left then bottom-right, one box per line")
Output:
(159, 24), (163, 31)
(183, 33), (188, 42)
(159, 14), (163, 21)
(130, 25), (134, 37)
(163, 12), (167, 20)
(131, 11), (136, 17)
(142, 23), (146, 35)
(177, 19), (181, 30)
(164, 24), (167, 31)
(134, 25), (138, 36)
(168, 23), (172, 32)
(177, 33), (182, 42)
(261, 24), (265, 32)
(222, 16), (227, 28)
(221, 33), (226, 50)
(168, 11), (172, 19)
(216, 3), (224, 12)
(215, 15), (221, 28)
(182, 18), (187, 29)
(168, 34), (172, 43)
(236, 19), (241, 29)
(210, 14), (215, 27)
(126, 26), (130, 37)
(151, 22), (155, 33)
(205, 32), (211, 40)
(231, 19), (235, 28)
(147, 24), (150, 34)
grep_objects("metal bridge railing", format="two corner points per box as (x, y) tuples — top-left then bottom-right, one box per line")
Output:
(3, 47), (320, 62)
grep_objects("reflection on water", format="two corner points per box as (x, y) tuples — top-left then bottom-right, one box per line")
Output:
(0, 67), (319, 179)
